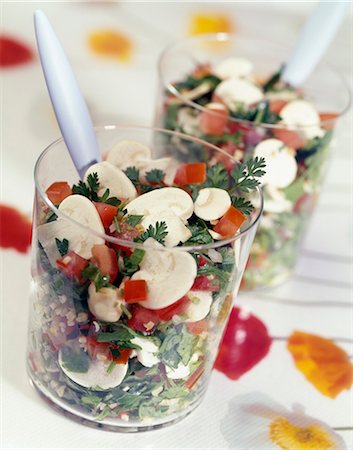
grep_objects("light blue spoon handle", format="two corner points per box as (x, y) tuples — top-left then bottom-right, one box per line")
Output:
(34, 10), (100, 178)
(282, 0), (348, 87)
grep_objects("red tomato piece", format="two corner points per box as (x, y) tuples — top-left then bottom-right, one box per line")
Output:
(87, 336), (111, 360)
(197, 256), (208, 268)
(191, 275), (219, 292)
(46, 182), (72, 205)
(128, 304), (160, 333)
(273, 128), (305, 150)
(93, 202), (118, 228)
(319, 112), (339, 131)
(269, 99), (287, 115)
(174, 163), (207, 186)
(110, 222), (141, 256)
(124, 279), (148, 303)
(186, 320), (208, 335)
(111, 348), (132, 365)
(154, 296), (190, 321)
(184, 364), (205, 389)
(199, 103), (228, 136)
(214, 307), (272, 380)
(92, 244), (118, 283)
(56, 251), (88, 283)
(213, 206), (246, 238)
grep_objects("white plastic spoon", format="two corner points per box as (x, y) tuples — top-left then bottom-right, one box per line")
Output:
(34, 10), (101, 178)
(282, 0), (348, 87)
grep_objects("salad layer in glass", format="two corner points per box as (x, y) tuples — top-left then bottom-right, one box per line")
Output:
(157, 35), (350, 288)
(28, 126), (263, 431)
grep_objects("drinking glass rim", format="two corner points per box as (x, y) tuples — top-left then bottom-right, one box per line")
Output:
(34, 124), (264, 252)
(158, 33), (352, 130)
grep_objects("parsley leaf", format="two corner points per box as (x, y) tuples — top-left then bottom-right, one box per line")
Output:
(231, 157), (266, 193)
(97, 324), (143, 350)
(262, 64), (285, 92)
(125, 215), (144, 227)
(81, 263), (114, 291)
(121, 249), (145, 276)
(184, 219), (214, 246)
(55, 238), (69, 257)
(204, 162), (229, 190)
(99, 188), (121, 207)
(124, 166), (140, 185)
(145, 169), (165, 184)
(135, 221), (168, 245)
(72, 173), (100, 201)
(231, 196), (254, 215)
(60, 345), (89, 373)
(158, 325), (198, 369)
(198, 263), (230, 291)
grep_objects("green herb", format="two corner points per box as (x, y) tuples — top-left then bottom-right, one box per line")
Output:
(122, 249), (145, 276)
(184, 219), (214, 246)
(262, 64), (285, 92)
(198, 263), (230, 291)
(145, 169), (165, 184)
(204, 162), (229, 190)
(174, 74), (221, 92)
(125, 215), (144, 227)
(124, 166), (140, 185)
(45, 210), (58, 223)
(106, 361), (115, 374)
(99, 188), (121, 207)
(97, 324), (142, 350)
(72, 172), (100, 200)
(201, 131), (242, 146)
(60, 345), (89, 373)
(158, 325), (198, 369)
(110, 348), (121, 359)
(81, 263), (114, 291)
(231, 196), (254, 215)
(219, 247), (235, 272)
(135, 221), (168, 245)
(164, 104), (180, 130)
(55, 238), (69, 257)
(113, 216), (121, 233)
(231, 157), (266, 193)
(253, 100), (281, 125)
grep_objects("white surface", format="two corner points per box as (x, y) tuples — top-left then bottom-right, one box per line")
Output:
(1, 2), (352, 449)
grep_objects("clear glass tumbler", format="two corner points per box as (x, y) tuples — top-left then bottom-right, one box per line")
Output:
(27, 125), (263, 431)
(155, 34), (351, 288)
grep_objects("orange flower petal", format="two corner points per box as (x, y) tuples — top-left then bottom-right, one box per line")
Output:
(88, 29), (132, 62)
(188, 13), (234, 36)
(287, 331), (353, 398)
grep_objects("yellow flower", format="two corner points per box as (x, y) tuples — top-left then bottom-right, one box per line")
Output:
(270, 417), (337, 450)
(88, 29), (133, 62)
(221, 393), (346, 449)
(188, 13), (234, 36)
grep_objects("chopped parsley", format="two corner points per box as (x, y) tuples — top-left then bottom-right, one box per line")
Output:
(230, 157), (266, 193)
(55, 238), (69, 256)
(81, 263), (114, 291)
(135, 221), (168, 245)
(145, 169), (165, 184)
(125, 215), (144, 227)
(121, 249), (145, 276)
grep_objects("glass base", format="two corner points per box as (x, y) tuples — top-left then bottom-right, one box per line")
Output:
(28, 370), (205, 432)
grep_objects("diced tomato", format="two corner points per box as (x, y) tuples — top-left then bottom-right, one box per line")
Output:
(269, 99), (287, 115)
(174, 163), (207, 186)
(128, 304), (160, 333)
(87, 337), (131, 364)
(111, 348), (132, 365)
(56, 251), (88, 283)
(192, 275), (219, 292)
(110, 222), (141, 257)
(92, 244), (118, 283)
(197, 256), (208, 268)
(154, 296), (190, 321)
(273, 128), (305, 150)
(213, 206), (246, 238)
(93, 202), (118, 228)
(45, 182), (72, 204)
(199, 103), (228, 136)
(184, 364), (204, 390)
(187, 320), (208, 335)
(319, 112), (339, 131)
(87, 336), (111, 360)
(124, 279), (148, 303)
